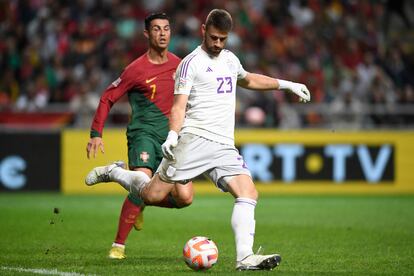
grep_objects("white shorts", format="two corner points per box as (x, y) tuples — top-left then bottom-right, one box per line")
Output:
(157, 133), (251, 192)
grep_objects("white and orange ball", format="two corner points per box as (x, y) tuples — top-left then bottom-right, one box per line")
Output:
(183, 236), (218, 271)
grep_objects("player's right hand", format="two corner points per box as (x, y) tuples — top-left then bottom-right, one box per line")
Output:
(87, 137), (105, 159)
(162, 130), (178, 161)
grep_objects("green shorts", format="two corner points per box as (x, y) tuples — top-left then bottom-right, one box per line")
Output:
(127, 134), (164, 172)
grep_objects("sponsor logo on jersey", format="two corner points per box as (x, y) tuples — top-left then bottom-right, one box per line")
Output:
(145, 77), (157, 83)
(140, 151), (150, 163)
(112, 77), (122, 87)
(177, 77), (186, 89)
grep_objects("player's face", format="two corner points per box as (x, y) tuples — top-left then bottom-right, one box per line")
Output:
(202, 24), (228, 56)
(145, 19), (171, 50)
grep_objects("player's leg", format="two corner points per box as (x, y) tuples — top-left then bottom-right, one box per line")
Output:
(167, 181), (193, 208)
(88, 163), (193, 206)
(109, 136), (156, 259)
(130, 168), (152, 231)
(152, 182), (193, 208)
(86, 164), (176, 203)
(90, 136), (192, 258)
(108, 167), (150, 259)
(226, 175), (281, 271)
(139, 174), (176, 204)
(208, 145), (281, 271)
(86, 133), (199, 204)
(85, 158), (139, 260)
(126, 133), (204, 204)
(109, 192), (144, 259)
(226, 175), (257, 262)
(149, 134), (193, 209)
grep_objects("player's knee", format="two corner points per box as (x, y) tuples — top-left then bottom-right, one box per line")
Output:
(175, 190), (193, 208)
(171, 182), (194, 208)
(252, 188), (259, 201)
(143, 190), (163, 205)
(227, 176), (258, 201)
(244, 187), (258, 201)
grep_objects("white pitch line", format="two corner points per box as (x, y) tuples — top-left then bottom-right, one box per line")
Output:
(1, 266), (97, 276)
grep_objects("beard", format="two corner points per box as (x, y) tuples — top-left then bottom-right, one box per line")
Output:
(205, 45), (222, 56)
(203, 35), (223, 56)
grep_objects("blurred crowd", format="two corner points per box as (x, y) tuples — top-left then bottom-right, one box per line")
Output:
(0, 0), (413, 129)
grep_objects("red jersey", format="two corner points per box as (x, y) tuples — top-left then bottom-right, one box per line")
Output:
(90, 52), (181, 142)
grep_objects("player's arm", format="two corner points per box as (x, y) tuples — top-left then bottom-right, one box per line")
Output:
(161, 57), (195, 160)
(237, 72), (311, 102)
(169, 94), (189, 133)
(162, 94), (188, 161)
(87, 73), (133, 159)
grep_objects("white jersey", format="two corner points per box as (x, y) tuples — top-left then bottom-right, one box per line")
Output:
(174, 46), (247, 146)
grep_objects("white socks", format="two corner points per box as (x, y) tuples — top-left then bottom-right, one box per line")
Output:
(231, 197), (257, 261)
(109, 167), (150, 196)
(112, 242), (125, 248)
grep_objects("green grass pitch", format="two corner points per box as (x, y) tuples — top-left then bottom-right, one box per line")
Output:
(1, 193), (413, 275)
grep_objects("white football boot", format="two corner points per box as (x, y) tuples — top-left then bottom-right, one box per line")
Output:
(85, 161), (125, 186)
(236, 253), (282, 271)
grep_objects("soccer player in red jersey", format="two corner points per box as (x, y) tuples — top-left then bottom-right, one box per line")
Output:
(86, 13), (193, 259)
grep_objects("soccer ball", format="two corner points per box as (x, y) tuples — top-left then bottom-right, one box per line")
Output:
(183, 236), (218, 271)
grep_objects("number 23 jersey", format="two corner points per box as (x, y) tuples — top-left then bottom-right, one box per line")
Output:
(174, 46), (247, 146)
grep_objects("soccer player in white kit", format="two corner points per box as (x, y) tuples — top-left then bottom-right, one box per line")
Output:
(86, 9), (311, 270)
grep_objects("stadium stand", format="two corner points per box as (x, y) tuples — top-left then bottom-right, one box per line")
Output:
(0, 0), (413, 129)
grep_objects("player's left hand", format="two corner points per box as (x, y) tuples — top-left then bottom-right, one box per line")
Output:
(288, 82), (311, 103)
(162, 130), (178, 161)
(278, 80), (311, 103)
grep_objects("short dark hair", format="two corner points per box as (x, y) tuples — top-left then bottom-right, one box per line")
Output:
(144, 12), (170, 30)
(205, 9), (233, 32)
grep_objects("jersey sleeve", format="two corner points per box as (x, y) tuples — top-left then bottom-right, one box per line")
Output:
(90, 69), (136, 138)
(174, 56), (197, 95)
(235, 55), (247, 80)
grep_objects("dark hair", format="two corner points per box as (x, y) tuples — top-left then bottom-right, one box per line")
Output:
(144, 12), (170, 30)
(205, 9), (233, 32)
